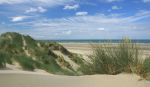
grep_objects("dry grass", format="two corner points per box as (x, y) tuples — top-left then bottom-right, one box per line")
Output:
(80, 38), (150, 79)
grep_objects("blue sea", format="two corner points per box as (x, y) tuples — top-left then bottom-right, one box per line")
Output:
(47, 39), (150, 44)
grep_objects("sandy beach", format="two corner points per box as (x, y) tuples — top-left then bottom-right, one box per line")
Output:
(1, 0), (150, 86)
(0, 43), (150, 87)
(61, 43), (150, 58)
(0, 70), (150, 87)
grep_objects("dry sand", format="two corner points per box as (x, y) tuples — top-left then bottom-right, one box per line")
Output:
(61, 43), (150, 58)
(61, 43), (93, 55)
(0, 70), (150, 87)
(0, 43), (150, 87)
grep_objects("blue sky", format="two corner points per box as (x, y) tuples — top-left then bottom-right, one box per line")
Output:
(0, 0), (150, 40)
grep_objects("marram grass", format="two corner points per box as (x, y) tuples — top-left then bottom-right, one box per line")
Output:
(80, 38), (150, 80)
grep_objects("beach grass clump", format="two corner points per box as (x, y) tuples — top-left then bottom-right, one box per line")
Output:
(24, 35), (37, 48)
(81, 38), (141, 75)
(15, 55), (35, 71)
(0, 51), (12, 68)
(70, 54), (85, 65)
(142, 57), (150, 80)
(143, 57), (150, 73)
(0, 52), (8, 68)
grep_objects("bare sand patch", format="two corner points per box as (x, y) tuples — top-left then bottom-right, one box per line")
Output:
(0, 70), (149, 87)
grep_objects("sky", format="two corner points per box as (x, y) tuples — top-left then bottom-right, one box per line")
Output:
(0, 0), (150, 40)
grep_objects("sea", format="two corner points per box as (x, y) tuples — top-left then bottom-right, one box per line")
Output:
(43, 39), (150, 44)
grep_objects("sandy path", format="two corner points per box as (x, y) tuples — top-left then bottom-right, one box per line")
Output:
(22, 36), (30, 56)
(0, 71), (149, 87)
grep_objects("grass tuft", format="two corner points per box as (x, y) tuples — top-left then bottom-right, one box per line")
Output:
(80, 38), (143, 75)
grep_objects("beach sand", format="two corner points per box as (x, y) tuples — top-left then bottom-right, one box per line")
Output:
(61, 43), (150, 58)
(0, 43), (150, 87)
(0, 70), (150, 87)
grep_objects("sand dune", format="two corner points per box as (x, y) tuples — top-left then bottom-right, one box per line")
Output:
(53, 51), (79, 70)
(0, 43), (150, 87)
(0, 70), (149, 87)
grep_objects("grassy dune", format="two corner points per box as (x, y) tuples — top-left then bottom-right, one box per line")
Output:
(80, 39), (150, 80)
(0, 32), (82, 75)
(0, 32), (149, 80)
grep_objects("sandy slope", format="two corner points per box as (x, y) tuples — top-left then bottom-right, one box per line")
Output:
(53, 51), (79, 70)
(0, 70), (149, 87)
(22, 36), (31, 57)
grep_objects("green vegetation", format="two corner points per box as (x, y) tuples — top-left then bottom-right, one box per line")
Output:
(80, 39), (150, 80)
(0, 51), (12, 68)
(70, 54), (85, 65)
(49, 42), (72, 56)
(15, 55), (35, 71)
(0, 32), (149, 79)
(142, 57), (150, 80)
(143, 57), (150, 74)
(0, 32), (77, 75)
(0, 51), (8, 68)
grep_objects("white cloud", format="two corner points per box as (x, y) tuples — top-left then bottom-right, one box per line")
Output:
(0, 0), (25, 4)
(11, 16), (29, 22)
(63, 4), (79, 10)
(26, 7), (47, 13)
(0, 0), (75, 7)
(112, 5), (122, 10)
(126, 10), (150, 22)
(63, 30), (72, 35)
(97, 28), (105, 31)
(76, 11), (88, 16)
(143, 0), (150, 3)
(38, 7), (47, 13)
(99, 0), (122, 3)
(25, 8), (37, 13)
(107, 0), (122, 2)
(3, 10), (150, 39)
